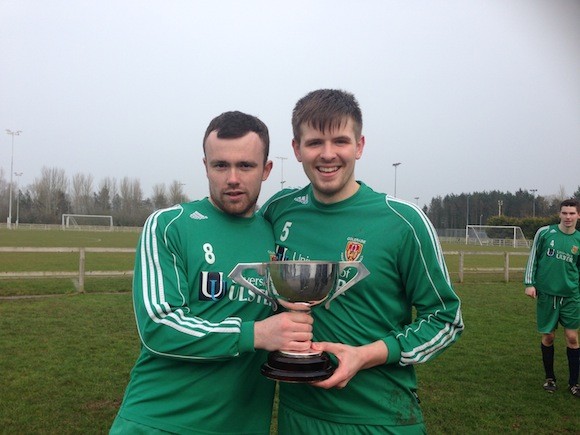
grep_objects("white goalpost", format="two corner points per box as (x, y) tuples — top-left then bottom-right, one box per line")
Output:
(465, 225), (530, 248)
(61, 214), (114, 231)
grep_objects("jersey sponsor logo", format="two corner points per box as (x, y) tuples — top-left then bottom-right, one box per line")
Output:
(199, 271), (272, 306)
(275, 244), (310, 261)
(190, 211), (208, 220)
(555, 250), (574, 263)
(275, 245), (288, 261)
(228, 280), (272, 306)
(199, 271), (226, 300)
(294, 194), (309, 204)
(546, 248), (555, 257)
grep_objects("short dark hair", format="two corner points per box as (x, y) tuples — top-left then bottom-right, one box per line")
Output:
(203, 111), (270, 163)
(292, 89), (363, 142)
(560, 198), (579, 211)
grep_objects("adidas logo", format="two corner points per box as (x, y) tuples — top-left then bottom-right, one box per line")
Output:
(294, 194), (309, 204)
(190, 211), (208, 220)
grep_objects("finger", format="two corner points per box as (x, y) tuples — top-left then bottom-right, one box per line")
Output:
(312, 372), (348, 390)
(281, 340), (313, 353)
(312, 341), (340, 354)
(289, 332), (313, 343)
(288, 312), (314, 324)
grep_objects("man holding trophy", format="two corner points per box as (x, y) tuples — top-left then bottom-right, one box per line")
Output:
(259, 89), (464, 434)
(110, 111), (313, 435)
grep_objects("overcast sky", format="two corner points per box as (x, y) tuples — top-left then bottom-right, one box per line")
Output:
(1, 0), (579, 208)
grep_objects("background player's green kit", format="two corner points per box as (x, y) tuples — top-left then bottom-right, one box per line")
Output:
(115, 199), (276, 434)
(260, 182), (464, 428)
(525, 224), (580, 331)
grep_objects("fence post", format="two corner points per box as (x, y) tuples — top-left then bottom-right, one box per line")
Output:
(78, 248), (86, 293)
(504, 252), (510, 283)
(458, 251), (464, 283)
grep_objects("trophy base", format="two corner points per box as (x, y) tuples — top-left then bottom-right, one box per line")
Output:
(261, 350), (334, 383)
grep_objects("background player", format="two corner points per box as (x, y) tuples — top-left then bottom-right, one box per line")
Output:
(525, 198), (580, 398)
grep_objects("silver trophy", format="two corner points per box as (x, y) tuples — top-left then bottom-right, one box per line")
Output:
(228, 260), (369, 382)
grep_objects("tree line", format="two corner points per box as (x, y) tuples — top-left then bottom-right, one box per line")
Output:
(0, 166), (188, 227)
(425, 187), (580, 238)
(1, 166), (578, 232)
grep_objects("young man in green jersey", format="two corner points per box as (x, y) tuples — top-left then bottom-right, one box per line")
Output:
(260, 89), (464, 434)
(525, 198), (580, 398)
(110, 111), (314, 434)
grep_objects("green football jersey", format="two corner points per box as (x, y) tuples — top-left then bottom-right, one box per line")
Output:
(260, 183), (464, 427)
(524, 224), (580, 297)
(116, 199), (276, 434)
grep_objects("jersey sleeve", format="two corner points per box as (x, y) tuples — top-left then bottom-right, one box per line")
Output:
(523, 227), (545, 286)
(383, 207), (464, 366)
(132, 207), (255, 362)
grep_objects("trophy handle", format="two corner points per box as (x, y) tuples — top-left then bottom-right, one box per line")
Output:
(324, 261), (370, 309)
(227, 263), (278, 310)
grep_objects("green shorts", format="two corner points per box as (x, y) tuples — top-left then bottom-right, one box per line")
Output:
(536, 292), (580, 333)
(277, 403), (426, 435)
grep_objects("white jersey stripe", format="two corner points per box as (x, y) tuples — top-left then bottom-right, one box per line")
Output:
(137, 205), (242, 339)
(386, 196), (463, 365)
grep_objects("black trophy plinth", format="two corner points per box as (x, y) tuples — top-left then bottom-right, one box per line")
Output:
(260, 350), (334, 383)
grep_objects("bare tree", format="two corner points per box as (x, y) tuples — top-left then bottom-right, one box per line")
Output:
(118, 177), (146, 225)
(94, 177), (117, 215)
(151, 183), (168, 210)
(556, 185), (567, 201)
(30, 166), (69, 222)
(70, 173), (94, 214)
(168, 180), (188, 205)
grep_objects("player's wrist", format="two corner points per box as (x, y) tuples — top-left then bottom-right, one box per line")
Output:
(240, 321), (256, 353)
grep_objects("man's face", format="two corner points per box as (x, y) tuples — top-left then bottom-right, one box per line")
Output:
(559, 205), (579, 231)
(292, 118), (364, 204)
(204, 131), (272, 217)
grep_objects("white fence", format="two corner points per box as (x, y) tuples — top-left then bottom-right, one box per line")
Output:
(0, 248), (529, 295)
(0, 247), (134, 293)
(444, 251), (529, 283)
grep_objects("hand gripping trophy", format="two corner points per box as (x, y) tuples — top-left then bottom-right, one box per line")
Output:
(228, 260), (369, 383)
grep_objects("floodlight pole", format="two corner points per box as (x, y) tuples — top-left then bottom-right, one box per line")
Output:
(275, 156), (287, 190)
(414, 196), (419, 205)
(392, 162), (401, 197)
(498, 200), (503, 216)
(14, 172), (23, 226)
(5, 129), (22, 229)
(530, 189), (537, 217)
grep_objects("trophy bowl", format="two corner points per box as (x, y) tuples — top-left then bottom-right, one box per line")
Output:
(268, 261), (338, 306)
(228, 260), (369, 383)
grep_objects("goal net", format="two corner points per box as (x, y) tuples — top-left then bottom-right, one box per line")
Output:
(465, 225), (529, 248)
(62, 214), (114, 231)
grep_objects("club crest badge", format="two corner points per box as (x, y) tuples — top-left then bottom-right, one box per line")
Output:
(345, 240), (363, 261)
(572, 245), (579, 255)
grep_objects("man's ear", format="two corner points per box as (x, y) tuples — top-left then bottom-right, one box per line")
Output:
(262, 160), (273, 181)
(292, 139), (302, 162)
(355, 135), (365, 160)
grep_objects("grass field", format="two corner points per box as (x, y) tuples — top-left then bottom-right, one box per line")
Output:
(0, 229), (578, 433)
